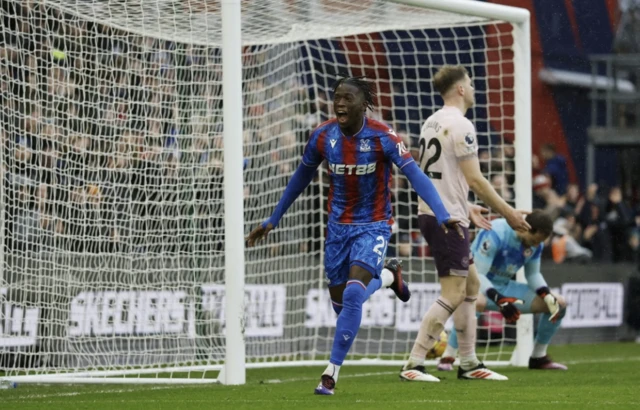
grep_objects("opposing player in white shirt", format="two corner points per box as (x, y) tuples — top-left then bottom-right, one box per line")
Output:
(400, 65), (530, 382)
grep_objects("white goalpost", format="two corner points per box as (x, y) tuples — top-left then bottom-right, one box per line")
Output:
(0, 0), (531, 385)
(220, 0), (246, 386)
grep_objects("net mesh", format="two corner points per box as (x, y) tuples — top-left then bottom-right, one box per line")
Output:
(0, 0), (521, 377)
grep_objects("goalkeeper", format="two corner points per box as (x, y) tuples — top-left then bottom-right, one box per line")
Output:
(438, 210), (568, 371)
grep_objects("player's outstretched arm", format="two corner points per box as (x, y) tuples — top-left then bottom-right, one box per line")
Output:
(382, 131), (457, 231)
(402, 161), (449, 224)
(246, 162), (318, 247)
(459, 156), (530, 232)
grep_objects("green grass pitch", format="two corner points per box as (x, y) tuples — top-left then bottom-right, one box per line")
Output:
(3, 342), (639, 410)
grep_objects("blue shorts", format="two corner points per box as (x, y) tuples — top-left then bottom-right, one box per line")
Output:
(324, 221), (392, 287)
(481, 276), (538, 313)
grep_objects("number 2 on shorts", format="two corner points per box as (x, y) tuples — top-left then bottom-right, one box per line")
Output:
(372, 236), (387, 264)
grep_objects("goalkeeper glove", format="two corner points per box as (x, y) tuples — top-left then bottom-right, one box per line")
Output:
(537, 286), (560, 322)
(486, 288), (523, 324)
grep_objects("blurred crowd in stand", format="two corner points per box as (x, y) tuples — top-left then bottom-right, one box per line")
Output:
(0, 1), (312, 255)
(532, 144), (639, 265)
(1, 1), (638, 267)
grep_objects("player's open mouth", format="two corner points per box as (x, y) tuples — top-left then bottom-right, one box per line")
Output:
(336, 111), (348, 121)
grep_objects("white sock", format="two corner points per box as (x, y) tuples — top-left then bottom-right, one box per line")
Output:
(380, 268), (394, 288)
(459, 355), (480, 370)
(442, 344), (458, 359)
(531, 342), (548, 359)
(405, 297), (455, 370)
(453, 296), (480, 370)
(405, 355), (425, 370)
(323, 363), (341, 383)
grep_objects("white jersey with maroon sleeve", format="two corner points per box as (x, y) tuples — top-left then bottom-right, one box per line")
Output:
(417, 105), (478, 227)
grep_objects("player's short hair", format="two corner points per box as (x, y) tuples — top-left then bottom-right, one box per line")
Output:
(331, 76), (376, 112)
(526, 210), (554, 237)
(433, 65), (469, 96)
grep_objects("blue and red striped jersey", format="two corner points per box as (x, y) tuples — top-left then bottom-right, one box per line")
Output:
(302, 117), (413, 224)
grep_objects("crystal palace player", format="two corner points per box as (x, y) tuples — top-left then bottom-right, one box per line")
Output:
(438, 211), (568, 371)
(400, 65), (530, 382)
(246, 76), (460, 395)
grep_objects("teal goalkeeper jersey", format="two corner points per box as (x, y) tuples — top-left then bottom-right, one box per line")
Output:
(470, 218), (548, 292)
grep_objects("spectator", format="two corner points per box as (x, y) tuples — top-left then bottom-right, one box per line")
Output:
(605, 186), (635, 262)
(576, 184), (612, 261)
(503, 144), (516, 186)
(532, 152), (542, 177)
(490, 174), (514, 205)
(630, 208), (640, 264)
(532, 174), (563, 219)
(562, 183), (581, 215)
(540, 143), (569, 196)
(479, 149), (491, 174)
(551, 214), (593, 264)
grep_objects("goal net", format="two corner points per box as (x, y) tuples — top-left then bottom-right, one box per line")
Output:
(0, 0), (531, 384)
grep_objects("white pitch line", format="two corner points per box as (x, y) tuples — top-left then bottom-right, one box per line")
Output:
(565, 356), (640, 365)
(8, 386), (179, 401)
(6, 355), (640, 402)
(262, 370), (398, 384)
(267, 356), (640, 384)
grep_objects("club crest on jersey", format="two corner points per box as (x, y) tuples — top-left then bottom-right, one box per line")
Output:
(480, 240), (491, 255)
(524, 248), (533, 257)
(359, 139), (371, 152)
(464, 133), (475, 145)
